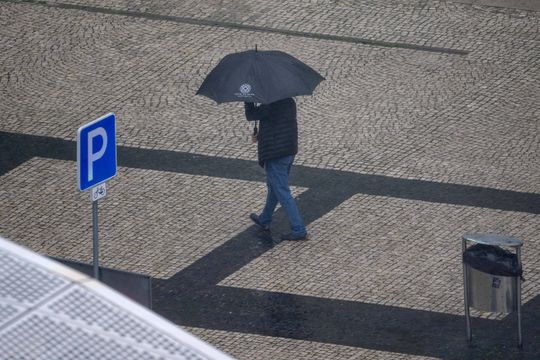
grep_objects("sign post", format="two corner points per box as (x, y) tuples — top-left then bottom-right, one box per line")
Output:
(92, 200), (99, 279)
(77, 113), (117, 279)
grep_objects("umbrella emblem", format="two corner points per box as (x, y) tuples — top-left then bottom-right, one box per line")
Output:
(239, 83), (252, 95)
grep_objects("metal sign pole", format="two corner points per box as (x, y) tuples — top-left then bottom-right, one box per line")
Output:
(517, 246), (522, 348)
(462, 238), (472, 343)
(92, 199), (99, 279)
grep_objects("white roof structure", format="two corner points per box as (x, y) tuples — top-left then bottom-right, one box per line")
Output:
(0, 236), (235, 360)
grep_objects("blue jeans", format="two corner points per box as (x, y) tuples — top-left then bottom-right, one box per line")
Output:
(258, 155), (306, 236)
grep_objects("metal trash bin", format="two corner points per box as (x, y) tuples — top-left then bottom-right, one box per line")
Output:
(462, 233), (523, 347)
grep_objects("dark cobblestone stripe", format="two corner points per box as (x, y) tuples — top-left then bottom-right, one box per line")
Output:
(4, 0), (469, 55)
(1, 131), (537, 214)
(154, 285), (540, 359)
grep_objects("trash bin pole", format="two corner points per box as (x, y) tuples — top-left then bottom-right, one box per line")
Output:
(517, 246), (522, 348)
(462, 238), (472, 342)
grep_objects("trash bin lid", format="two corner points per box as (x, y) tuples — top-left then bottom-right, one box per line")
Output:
(463, 233), (523, 247)
(463, 243), (522, 277)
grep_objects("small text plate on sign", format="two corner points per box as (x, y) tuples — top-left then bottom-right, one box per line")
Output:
(91, 183), (107, 202)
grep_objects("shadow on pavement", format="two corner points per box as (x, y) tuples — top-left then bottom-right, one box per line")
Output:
(2, 131), (539, 358)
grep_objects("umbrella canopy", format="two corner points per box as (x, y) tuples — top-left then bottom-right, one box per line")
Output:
(196, 50), (325, 105)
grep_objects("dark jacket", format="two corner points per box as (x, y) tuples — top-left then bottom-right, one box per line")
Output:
(244, 98), (298, 167)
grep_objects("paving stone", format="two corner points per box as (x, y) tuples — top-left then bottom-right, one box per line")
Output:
(221, 194), (539, 319)
(0, 0), (538, 358)
(0, 1), (538, 192)
(0, 157), (306, 278)
(185, 326), (440, 360)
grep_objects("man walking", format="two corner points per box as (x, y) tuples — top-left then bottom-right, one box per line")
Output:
(245, 98), (308, 241)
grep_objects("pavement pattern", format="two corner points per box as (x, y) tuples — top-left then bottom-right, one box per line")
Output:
(1, 0), (539, 359)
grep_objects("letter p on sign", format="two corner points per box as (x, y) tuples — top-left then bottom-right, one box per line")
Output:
(77, 113), (117, 191)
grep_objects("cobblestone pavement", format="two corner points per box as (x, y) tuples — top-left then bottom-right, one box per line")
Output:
(186, 327), (440, 360)
(1, 0), (539, 359)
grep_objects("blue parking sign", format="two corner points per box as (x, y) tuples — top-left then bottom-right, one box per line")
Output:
(77, 113), (117, 191)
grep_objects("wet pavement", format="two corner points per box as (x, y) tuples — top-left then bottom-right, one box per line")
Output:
(1, 0), (540, 359)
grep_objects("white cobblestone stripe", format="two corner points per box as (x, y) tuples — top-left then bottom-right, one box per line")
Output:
(220, 194), (540, 318)
(0, 157), (306, 278)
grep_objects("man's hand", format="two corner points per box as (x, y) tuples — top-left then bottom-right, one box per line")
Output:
(251, 122), (258, 143)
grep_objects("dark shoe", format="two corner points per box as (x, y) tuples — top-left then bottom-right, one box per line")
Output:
(250, 213), (270, 231)
(281, 232), (309, 241)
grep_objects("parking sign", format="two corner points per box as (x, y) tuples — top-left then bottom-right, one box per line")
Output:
(77, 113), (117, 191)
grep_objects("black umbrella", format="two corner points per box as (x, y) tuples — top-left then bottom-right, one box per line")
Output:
(196, 49), (324, 105)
